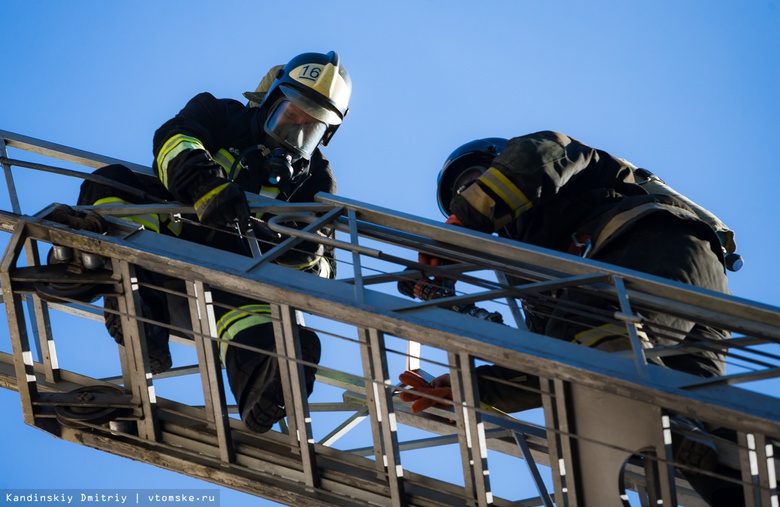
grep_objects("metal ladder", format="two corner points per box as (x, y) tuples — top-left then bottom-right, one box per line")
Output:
(1, 129), (779, 506)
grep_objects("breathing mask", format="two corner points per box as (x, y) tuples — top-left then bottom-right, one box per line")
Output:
(263, 99), (328, 162)
(264, 148), (295, 185)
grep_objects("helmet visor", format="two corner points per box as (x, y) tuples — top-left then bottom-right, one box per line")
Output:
(282, 85), (343, 125)
(452, 165), (486, 195)
(437, 164), (486, 216)
(265, 100), (328, 159)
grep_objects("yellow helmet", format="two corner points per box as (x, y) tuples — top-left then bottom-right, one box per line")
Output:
(246, 51), (351, 159)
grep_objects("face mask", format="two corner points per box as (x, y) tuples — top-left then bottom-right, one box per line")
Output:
(264, 99), (328, 160)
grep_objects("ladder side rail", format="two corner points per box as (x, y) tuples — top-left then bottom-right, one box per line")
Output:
(319, 193), (780, 339)
(4, 132), (772, 341)
(14, 216), (780, 440)
(0, 137), (22, 214)
(0, 129), (152, 175)
(189, 280), (235, 463)
(364, 327), (408, 507)
(0, 223), (40, 425)
(448, 350), (495, 506)
(22, 237), (58, 382)
(273, 303), (320, 489)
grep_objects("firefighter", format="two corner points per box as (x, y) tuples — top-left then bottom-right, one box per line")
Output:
(77, 51), (351, 433)
(399, 131), (743, 504)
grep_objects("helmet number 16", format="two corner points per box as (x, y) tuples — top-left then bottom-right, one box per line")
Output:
(298, 64), (323, 82)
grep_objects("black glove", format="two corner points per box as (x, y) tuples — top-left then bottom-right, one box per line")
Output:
(398, 272), (504, 324)
(194, 178), (250, 232)
(398, 274), (456, 300)
(457, 304), (504, 324)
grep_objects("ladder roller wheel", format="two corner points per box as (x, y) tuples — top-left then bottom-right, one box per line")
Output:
(55, 385), (129, 429)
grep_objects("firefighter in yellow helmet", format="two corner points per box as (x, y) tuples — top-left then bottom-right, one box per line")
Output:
(75, 51), (352, 433)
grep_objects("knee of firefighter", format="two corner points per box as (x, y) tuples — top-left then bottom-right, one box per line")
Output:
(222, 323), (321, 366)
(224, 322), (277, 366)
(590, 336), (633, 353)
(571, 323), (652, 352)
(77, 164), (137, 205)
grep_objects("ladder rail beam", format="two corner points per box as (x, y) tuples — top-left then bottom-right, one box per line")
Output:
(1, 131), (779, 506)
(4, 213), (780, 437)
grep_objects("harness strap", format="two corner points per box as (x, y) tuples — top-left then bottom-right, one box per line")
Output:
(568, 201), (699, 259)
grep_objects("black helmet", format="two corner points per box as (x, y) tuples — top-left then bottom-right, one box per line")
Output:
(246, 51), (352, 161)
(436, 138), (507, 216)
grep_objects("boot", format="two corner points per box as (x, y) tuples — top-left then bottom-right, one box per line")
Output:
(104, 293), (172, 375)
(670, 415), (719, 472)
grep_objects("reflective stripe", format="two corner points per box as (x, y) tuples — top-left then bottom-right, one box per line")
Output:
(572, 323), (628, 348)
(260, 186), (280, 198)
(93, 197), (161, 233)
(275, 255), (323, 272)
(216, 304), (272, 363)
(254, 187), (281, 221)
(164, 217), (183, 236)
(157, 134), (206, 189)
(213, 148), (237, 179)
(480, 167), (533, 216)
(572, 323), (650, 350)
(194, 182), (229, 218)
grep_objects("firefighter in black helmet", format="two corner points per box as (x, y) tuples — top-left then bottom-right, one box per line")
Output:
(75, 51), (352, 433)
(400, 131), (743, 505)
(431, 133), (732, 386)
(411, 131), (732, 393)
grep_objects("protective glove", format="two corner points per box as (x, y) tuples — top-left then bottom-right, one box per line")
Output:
(458, 304), (504, 323)
(397, 370), (453, 413)
(418, 252), (444, 268)
(193, 178), (250, 232)
(416, 213), (463, 280)
(445, 214), (464, 227)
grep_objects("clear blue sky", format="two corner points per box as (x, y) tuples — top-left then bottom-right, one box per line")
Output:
(1, 2), (778, 506)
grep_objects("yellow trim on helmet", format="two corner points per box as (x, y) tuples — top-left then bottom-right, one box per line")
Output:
(289, 63), (350, 113)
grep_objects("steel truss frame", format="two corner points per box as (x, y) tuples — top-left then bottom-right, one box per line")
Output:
(1, 130), (779, 506)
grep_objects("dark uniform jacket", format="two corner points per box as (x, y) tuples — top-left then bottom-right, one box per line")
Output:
(450, 130), (722, 259)
(152, 92), (337, 275)
(76, 93), (334, 428)
(150, 93), (334, 419)
(449, 131), (729, 412)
